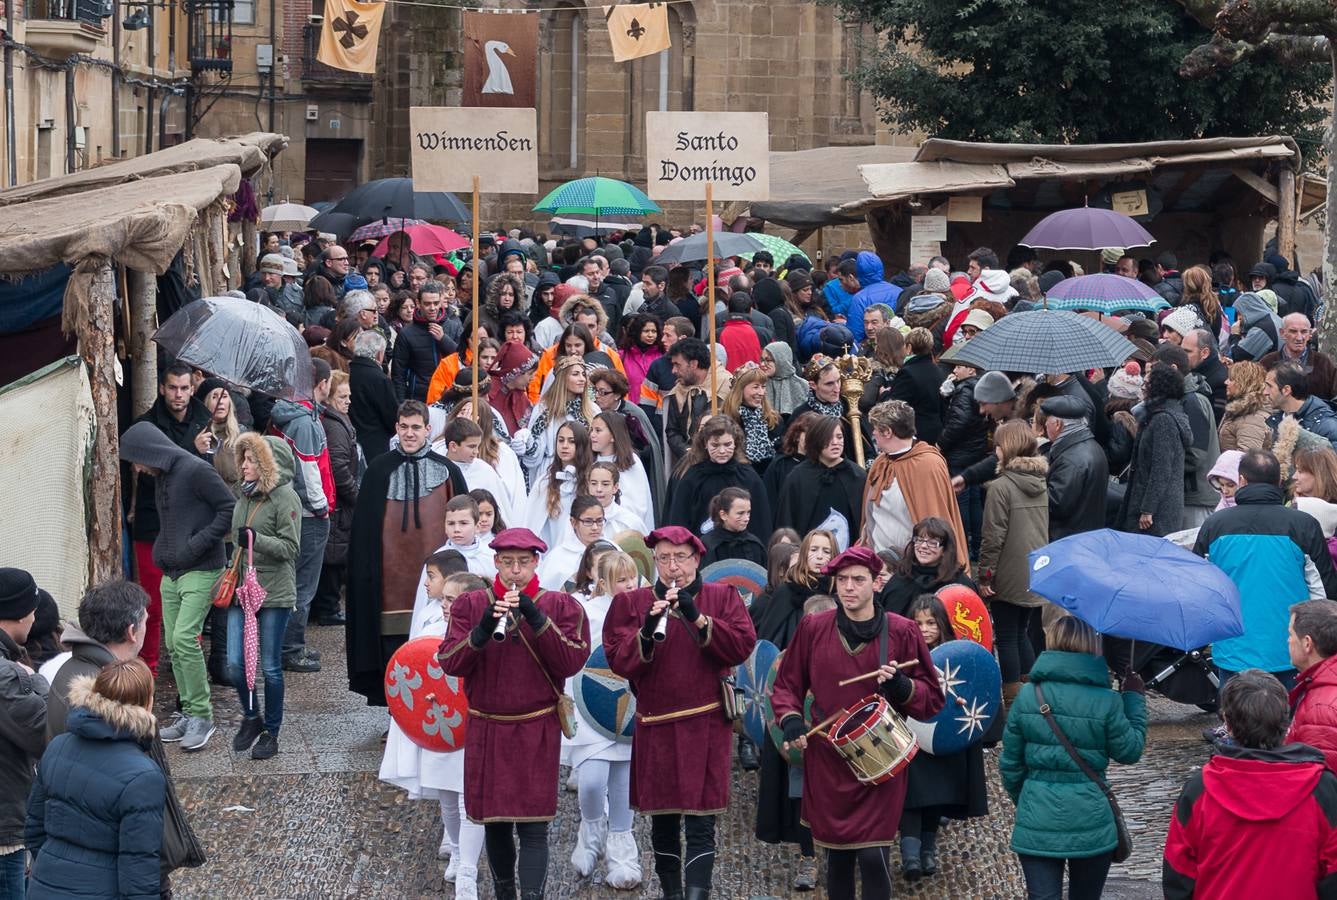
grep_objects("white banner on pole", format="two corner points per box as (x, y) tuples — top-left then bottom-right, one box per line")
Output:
(645, 111), (770, 201)
(410, 107), (539, 194)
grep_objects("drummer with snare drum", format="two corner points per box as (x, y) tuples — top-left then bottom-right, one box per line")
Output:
(772, 546), (943, 900)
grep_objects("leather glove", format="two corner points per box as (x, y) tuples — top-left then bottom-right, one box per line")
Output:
(516, 591), (547, 629)
(236, 526), (256, 548)
(1121, 670), (1146, 695)
(470, 600), (503, 646)
(675, 588), (700, 625)
(640, 609), (664, 642)
(881, 670), (915, 705)
(781, 715), (806, 744)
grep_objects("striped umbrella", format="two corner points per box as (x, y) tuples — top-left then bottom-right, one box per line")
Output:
(737, 233), (809, 266)
(349, 218), (426, 243)
(940, 308), (1138, 374)
(533, 177), (661, 219)
(1042, 274), (1170, 315)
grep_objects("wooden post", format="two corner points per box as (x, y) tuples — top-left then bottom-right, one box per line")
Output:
(705, 182), (717, 415)
(82, 262), (123, 584)
(1279, 166), (1298, 266)
(127, 269), (158, 418)
(470, 175), (481, 422)
(241, 217), (258, 280)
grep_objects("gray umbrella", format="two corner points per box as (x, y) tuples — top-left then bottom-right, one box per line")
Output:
(940, 309), (1138, 374)
(654, 231), (765, 266)
(154, 297), (314, 401)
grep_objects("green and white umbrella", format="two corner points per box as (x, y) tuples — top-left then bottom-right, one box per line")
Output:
(533, 176), (662, 219)
(737, 233), (809, 266)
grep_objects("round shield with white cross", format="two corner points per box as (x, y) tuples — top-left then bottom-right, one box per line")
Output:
(385, 636), (468, 752)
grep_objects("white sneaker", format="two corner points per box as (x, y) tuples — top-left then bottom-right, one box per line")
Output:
(159, 711), (189, 743)
(454, 865), (479, 900)
(565, 768), (579, 792)
(443, 852), (459, 882)
(604, 829), (643, 889)
(438, 831), (456, 861)
(571, 816), (608, 878)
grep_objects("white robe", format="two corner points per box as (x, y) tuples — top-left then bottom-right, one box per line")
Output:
(491, 442), (527, 524)
(536, 530), (589, 591)
(378, 607), (465, 799)
(600, 453), (653, 533)
(522, 467), (577, 550)
(562, 593), (632, 767)
(408, 537), (495, 636)
(602, 500), (642, 539)
(454, 457), (518, 526)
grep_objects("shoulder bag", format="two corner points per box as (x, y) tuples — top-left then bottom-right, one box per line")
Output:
(1033, 682), (1132, 863)
(211, 499), (265, 609)
(515, 590), (579, 739)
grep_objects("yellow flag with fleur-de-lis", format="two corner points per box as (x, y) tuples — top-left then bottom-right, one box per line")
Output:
(317, 0), (385, 74)
(606, 2), (670, 63)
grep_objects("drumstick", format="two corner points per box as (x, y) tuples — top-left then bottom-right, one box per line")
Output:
(835, 659), (920, 687)
(802, 709), (845, 741)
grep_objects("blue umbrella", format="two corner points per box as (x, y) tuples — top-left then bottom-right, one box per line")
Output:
(1028, 529), (1243, 651)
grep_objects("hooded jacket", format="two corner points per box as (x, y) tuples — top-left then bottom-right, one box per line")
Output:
(1269, 395), (1337, 451)
(1195, 483), (1337, 672)
(45, 622), (114, 743)
(1001, 650), (1145, 858)
(1219, 386), (1273, 453)
(125, 396), (213, 542)
(231, 433), (302, 608)
(978, 455), (1050, 606)
(1163, 742), (1337, 900)
(268, 399), (334, 517)
(1208, 450), (1243, 511)
(25, 677), (164, 900)
(0, 628), (47, 849)
(1231, 292), (1284, 362)
(763, 342), (810, 416)
(846, 251), (903, 341)
(322, 405), (362, 566)
(1269, 266), (1319, 321)
(1182, 371), (1223, 510)
(1289, 654), (1337, 773)
(118, 421), (235, 578)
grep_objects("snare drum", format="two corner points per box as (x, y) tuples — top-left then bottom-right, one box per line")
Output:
(826, 694), (918, 784)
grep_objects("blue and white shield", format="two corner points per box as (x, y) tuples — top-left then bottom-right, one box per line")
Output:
(702, 559), (768, 609)
(906, 639), (1002, 756)
(573, 644), (636, 743)
(736, 638), (781, 747)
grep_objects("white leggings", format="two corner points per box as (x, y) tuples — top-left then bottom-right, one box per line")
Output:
(439, 791), (486, 868)
(576, 758), (634, 832)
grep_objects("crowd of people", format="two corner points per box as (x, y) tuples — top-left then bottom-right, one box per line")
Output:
(9, 223), (1337, 899)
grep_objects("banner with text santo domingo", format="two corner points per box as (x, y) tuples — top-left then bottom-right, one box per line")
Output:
(410, 107), (539, 195)
(645, 111), (770, 201)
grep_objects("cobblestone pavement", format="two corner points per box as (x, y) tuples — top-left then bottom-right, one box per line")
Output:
(159, 625), (1209, 898)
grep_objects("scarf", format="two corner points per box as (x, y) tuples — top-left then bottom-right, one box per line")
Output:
(527, 397), (590, 451)
(653, 573), (703, 600)
(738, 405), (775, 462)
(412, 307), (445, 326)
(805, 389), (844, 419)
(240, 480), (260, 498)
(836, 604), (884, 647)
(386, 443), (456, 531)
(491, 573), (541, 599)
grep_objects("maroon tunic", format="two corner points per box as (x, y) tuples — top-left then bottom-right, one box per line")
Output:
(771, 609), (943, 849)
(603, 582), (757, 815)
(438, 584), (591, 822)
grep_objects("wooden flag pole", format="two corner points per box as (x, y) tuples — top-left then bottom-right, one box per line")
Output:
(470, 175), (481, 423)
(705, 181), (717, 415)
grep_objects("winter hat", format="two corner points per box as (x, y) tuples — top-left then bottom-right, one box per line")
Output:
(973, 269), (1019, 303)
(553, 284), (581, 308)
(906, 294), (948, 317)
(923, 269), (951, 294)
(820, 324), (856, 357)
(194, 377), (230, 406)
(1038, 270), (1066, 295)
(32, 588), (59, 638)
(1106, 361), (1145, 400)
(1100, 248), (1124, 266)
(344, 272), (369, 292)
(258, 253), (285, 275)
(1264, 253), (1291, 275)
(961, 308), (994, 333)
(1160, 306), (1200, 338)
(0, 568), (39, 621)
(974, 371), (1016, 404)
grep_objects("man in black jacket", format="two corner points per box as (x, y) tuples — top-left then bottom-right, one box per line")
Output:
(349, 331), (398, 463)
(1182, 329), (1229, 424)
(391, 280), (458, 401)
(1265, 252), (1318, 321)
(1041, 395), (1109, 540)
(0, 568), (47, 894)
(664, 338), (725, 464)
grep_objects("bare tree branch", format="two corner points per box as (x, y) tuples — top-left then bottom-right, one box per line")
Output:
(1180, 33), (1332, 78)
(1215, 0), (1337, 44)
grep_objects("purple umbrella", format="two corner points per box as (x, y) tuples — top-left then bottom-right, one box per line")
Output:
(1043, 274), (1170, 315)
(1018, 207), (1155, 251)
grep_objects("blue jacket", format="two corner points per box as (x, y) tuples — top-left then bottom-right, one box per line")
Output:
(823, 279), (854, 319)
(1267, 395), (1337, 450)
(846, 251), (903, 342)
(1193, 483), (1337, 672)
(796, 313), (828, 361)
(26, 678), (165, 900)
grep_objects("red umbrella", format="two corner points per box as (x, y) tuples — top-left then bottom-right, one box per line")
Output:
(373, 223), (469, 258)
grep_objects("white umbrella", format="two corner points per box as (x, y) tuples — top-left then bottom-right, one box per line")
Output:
(259, 202), (320, 231)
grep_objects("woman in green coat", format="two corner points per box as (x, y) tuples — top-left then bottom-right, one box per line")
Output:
(1000, 616), (1147, 900)
(227, 433), (302, 760)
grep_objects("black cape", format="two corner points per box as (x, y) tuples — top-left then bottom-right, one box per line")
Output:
(701, 527), (767, 569)
(878, 566), (975, 619)
(345, 447), (467, 705)
(666, 459), (773, 543)
(774, 459), (867, 542)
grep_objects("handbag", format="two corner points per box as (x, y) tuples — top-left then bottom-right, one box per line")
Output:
(147, 735), (207, 873)
(211, 499), (265, 609)
(721, 672), (742, 723)
(515, 591), (579, 740)
(1033, 683), (1133, 863)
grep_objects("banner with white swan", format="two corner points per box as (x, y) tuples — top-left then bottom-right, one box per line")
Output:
(462, 9), (538, 108)
(409, 107), (539, 194)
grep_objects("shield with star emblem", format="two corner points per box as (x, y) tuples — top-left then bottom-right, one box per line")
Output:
(573, 644), (636, 743)
(385, 636), (469, 752)
(735, 639), (780, 746)
(906, 639), (1001, 756)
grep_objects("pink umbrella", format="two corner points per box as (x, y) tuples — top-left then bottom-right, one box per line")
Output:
(373, 223), (470, 259)
(349, 218), (425, 242)
(236, 532), (268, 699)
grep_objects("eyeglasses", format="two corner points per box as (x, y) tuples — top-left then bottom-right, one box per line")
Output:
(577, 517), (606, 527)
(496, 555), (533, 568)
(328, 255), (349, 262)
(912, 537), (943, 549)
(654, 552), (695, 565)
(594, 388), (616, 397)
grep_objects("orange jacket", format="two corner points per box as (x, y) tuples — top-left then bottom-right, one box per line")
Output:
(426, 351), (475, 405)
(527, 341), (626, 404)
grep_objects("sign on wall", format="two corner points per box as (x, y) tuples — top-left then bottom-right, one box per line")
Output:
(410, 107), (538, 194)
(645, 111), (770, 201)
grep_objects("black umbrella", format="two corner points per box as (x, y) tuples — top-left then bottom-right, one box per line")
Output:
(654, 231), (765, 266)
(329, 177), (470, 226)
(307, 210), (360, 241)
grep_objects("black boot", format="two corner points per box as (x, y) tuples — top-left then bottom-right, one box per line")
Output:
(492, 878), (517, 900)
(738, 735), (759, 771)
(659, 871), (684, 900)
(685, 888), (711, 900)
